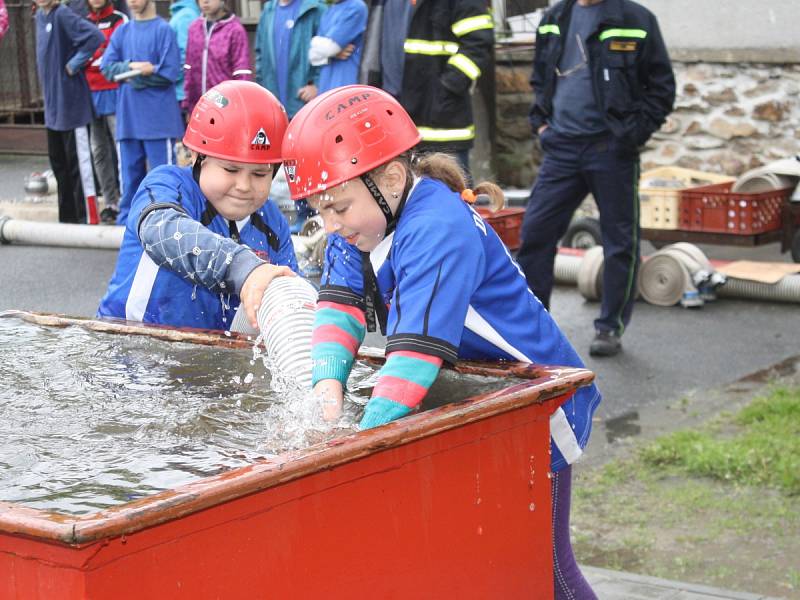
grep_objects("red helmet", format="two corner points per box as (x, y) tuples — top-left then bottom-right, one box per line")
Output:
(281, 85), (421, 200)
(183, 81), (288, 164)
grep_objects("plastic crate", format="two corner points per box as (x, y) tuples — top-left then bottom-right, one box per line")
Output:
(477, 207), (526, 250)
(640, 167), (735, 230)
(679, 182), (790, 234)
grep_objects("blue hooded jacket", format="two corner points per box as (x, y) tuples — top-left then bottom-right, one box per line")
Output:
(169, 0), (201, 102)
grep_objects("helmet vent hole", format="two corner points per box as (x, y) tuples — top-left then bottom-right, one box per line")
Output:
(335, 135), (343, 143)
(386, 109), (393, 116)
(209, 118), (215, 125)
(202, 140), (207, 144)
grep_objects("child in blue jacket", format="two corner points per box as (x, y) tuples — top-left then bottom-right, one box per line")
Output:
(100, 0), (184, 225)
(254, 0), (325, 119)
(308, 0), (367, 94)
(278, 85), (602, 600)
(34, 0), (104, 224)
(98, 81), (298, 330)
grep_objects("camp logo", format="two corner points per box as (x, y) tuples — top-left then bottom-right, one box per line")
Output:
(324, 92), (372, 120)
(251, 128), (271, 150)
(205, 89), (229, 109)
(284, 161), (297, 182)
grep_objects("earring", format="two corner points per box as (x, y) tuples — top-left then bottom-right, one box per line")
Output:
(391, 191), (399, 199)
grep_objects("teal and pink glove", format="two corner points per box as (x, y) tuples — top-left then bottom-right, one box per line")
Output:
(359, 351), (443, 430)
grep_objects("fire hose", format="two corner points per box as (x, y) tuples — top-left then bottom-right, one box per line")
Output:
(561, 243), (800, 305)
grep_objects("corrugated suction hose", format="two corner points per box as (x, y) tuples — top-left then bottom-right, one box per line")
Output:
(256, 277), (318, 388)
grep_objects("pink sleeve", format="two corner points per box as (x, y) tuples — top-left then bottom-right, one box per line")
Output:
(0, 0), (9, 40)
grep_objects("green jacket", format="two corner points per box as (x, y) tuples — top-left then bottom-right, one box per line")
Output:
(255, 0), (325, 118)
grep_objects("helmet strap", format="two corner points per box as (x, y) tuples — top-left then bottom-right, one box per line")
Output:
(192, 154), (206, 185)
(360, 173), (411, 236)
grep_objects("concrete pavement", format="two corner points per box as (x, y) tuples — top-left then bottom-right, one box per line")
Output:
(583, 567), (782, 600)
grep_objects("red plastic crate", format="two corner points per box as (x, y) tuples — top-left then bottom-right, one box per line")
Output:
(679, 182), (790, 234)
(477, 207), (526, 250)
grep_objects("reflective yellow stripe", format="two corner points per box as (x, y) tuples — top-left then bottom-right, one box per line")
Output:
(451, 14), (494, 37)
(537, 24), (560, 35)
(447, 53), (481, 80)
(417, 125), (476, 142)
(599, 28), (647, 41)
(404, 39), (459, 56)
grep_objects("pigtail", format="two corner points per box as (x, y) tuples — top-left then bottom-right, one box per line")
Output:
(368, 151), (505, 212)
(411, 153), (505, 212)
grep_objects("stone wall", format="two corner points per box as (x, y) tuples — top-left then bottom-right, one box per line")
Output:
(495, 46), (540, 188)
(493, 47), (800, 188)
(643, 63), (800, 176)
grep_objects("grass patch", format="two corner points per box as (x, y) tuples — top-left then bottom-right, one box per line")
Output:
(638, 386), (800, 494)
(572, 385), (800, 596)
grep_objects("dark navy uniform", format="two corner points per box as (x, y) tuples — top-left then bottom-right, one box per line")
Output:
(517, 0), (675, 337)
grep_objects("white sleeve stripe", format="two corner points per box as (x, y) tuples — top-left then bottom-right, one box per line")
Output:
(464, 305), (532, 363)
(125, 253), (159, 322)
(550, 407), (583, 464)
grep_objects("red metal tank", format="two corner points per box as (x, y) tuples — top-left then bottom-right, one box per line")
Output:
(0, 313), (595, 600)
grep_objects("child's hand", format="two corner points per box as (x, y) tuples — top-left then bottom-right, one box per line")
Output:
(335, 44), (355, 60)
(240, 263), (296, 329)
(129, 61), (155, 76)
(297, 84), (318, 103)
(313, 379), (344, 422)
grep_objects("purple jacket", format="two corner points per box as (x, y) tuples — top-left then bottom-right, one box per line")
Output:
(183, 14), (251, 114)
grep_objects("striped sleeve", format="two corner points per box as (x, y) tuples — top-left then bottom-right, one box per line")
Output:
(311, 300), (367, 387)
(359, 351), (443, 429)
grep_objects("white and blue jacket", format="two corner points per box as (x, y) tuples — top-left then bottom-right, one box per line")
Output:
(98, 165), (298, 330)
(319, 177), (602, 471)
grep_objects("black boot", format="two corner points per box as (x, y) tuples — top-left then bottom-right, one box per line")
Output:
(589, 330), (622, 357)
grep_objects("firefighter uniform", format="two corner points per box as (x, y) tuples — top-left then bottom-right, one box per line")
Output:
(361, 0), (494, 155)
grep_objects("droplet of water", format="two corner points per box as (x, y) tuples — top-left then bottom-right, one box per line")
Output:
(529, 503), (535, 512)
(244, 373), (254, 384)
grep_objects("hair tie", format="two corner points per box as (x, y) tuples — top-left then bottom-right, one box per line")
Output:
(461, 188), (477, 204)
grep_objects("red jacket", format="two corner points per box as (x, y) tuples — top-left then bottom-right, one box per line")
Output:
(86, 3), (127, 91)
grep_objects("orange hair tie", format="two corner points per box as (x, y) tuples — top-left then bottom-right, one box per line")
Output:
(461, 188), (477, 204)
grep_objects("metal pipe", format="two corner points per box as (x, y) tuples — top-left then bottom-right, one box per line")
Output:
(0, 217), (124, 249)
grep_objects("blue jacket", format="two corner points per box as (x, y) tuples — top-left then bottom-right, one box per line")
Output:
(168, 0), (200, 102)
(35, 4), (103, 130)
(529, 0), (675, 147)
(97, 165), (299, 330)
(254, 0), (325, 118)
(320, 177), (602, 471)
(316, 0), (367, 94)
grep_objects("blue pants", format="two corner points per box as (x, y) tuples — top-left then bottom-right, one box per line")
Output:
(117, 138), (175, 225)
(517, 130), (640, 335)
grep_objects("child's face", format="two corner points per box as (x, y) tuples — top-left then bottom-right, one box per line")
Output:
(88, 0), (108, 11)
(127, 0), (151, 15)
(198, 0), (224, 18)
(35, 0), (58, 12)
(310, 169), (401, 252)
(200, 157), (275, 221)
